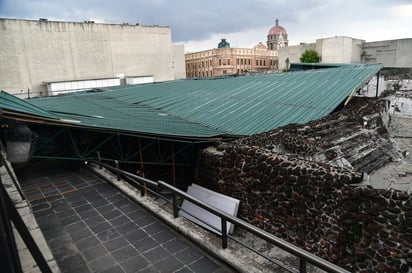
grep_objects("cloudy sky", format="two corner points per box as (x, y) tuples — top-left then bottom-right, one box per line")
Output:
(1, 0), (411, 52)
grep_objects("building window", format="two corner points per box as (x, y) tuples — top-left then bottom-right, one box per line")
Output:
(237, 58), (240, 65)
(256, 60), (258, 66)
(264, 60), (266, 66)
(219, 59), (222, 66)
(248, 59), (251, 65)
(228, 59), (230, 65)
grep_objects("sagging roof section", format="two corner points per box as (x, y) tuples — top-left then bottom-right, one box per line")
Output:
(0, 91), (59, 120)
(1, 64), (382, 138)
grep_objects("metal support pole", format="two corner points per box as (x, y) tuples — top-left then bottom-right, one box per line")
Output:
(138, 139), (147, 195)
(376, 71), (380, 98)
(171, 144), (176, 187)
(221, 218), (228, 249)
(299, 259), (307, 273)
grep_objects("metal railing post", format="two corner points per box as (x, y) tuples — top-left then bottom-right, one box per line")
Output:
(90, 161), (351, 273)
(221, 218), (228, 249)
(137, 171), (145, 196)
(299, 259), (307, 273)
(114, 160), (120, 180)
(172, 193), (179, 218)
(96, 151), (102, 169)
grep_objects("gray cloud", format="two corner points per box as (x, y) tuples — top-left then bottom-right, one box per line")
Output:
(0, 0), (410, 44)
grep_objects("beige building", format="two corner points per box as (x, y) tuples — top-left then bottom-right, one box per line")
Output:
(185, 41), (277, 78)
(0, 18), (185, 98)
(185, 19), (288, 78)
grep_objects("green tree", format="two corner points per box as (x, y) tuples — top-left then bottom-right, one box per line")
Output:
(300, 49), (320, 63)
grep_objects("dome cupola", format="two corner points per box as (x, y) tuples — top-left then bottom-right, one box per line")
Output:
(218, 38), (230, 48)
(267, 19), (288, 50)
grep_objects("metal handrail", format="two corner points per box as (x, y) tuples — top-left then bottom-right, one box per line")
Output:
(91, 160), (350, 273)
(0, 163), (53, 273)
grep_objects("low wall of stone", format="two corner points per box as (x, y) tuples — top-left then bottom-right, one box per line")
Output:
(195, 144), (411, 272)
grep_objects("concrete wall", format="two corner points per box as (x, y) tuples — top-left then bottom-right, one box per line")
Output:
(278, 43), (315, 70)
(317, 36), (364, 64)
(278, 37), (412, 71)
(0, 18), (182, 98)
(362, 38), (412, 67)
(172, 44), (187, 79)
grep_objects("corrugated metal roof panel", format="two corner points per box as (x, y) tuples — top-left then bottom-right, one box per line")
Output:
(28, 93), (224, 138)
(0, 91), (59, 120)
(2, 64), (382, 138)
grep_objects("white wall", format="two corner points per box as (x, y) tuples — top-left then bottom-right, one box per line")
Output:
(0, 19), (180, 98)
(317, 36), (364, 63)
(172, 44), (186, 80)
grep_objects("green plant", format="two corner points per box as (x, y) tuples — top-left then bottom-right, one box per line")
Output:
(300, 50), (320, 63)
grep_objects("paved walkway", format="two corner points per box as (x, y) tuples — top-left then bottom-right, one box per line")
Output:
(16, 163), (233, 273)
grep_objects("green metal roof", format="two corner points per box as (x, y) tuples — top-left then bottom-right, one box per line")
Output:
(0, 91), (59, 120)
(1, 64), (382, 138)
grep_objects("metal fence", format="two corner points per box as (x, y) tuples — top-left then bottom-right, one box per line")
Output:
(91, 160), (351, 273)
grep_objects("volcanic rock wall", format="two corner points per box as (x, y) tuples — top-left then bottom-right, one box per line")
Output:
(196, 145), (411, 272)
(195, 98), (411, 272)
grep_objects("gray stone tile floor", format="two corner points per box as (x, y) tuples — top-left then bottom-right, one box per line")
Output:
(17, 164), (234, 273)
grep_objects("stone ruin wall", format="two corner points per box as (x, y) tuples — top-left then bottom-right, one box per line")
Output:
(195, 145), (411, 272)
(194, 97), (411, 272)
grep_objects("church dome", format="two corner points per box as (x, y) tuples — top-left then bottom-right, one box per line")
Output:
(268, 19), (287, 35)
(267, 19), (288, 50)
